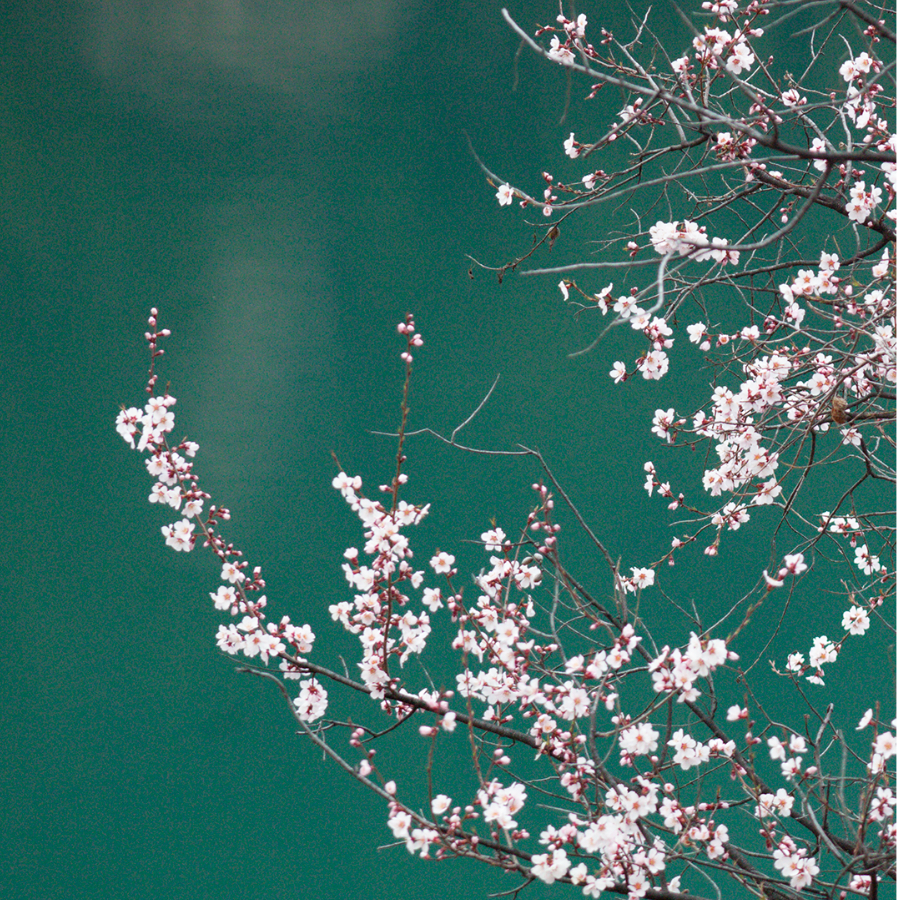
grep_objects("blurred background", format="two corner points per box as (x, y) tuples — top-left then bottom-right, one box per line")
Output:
(0, 2), (891, 899)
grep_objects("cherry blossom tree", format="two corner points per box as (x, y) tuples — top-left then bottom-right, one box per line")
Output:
(116, 1), (895, 898)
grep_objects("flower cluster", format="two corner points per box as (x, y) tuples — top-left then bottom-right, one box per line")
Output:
(329, 472), (432, 695)
(648, 220), (739, 264)
(485, 1), (895, 895)
(117, 310), (325, 720)
(119, 2), (895, 898)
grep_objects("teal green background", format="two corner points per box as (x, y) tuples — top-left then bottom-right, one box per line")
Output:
(1, 3), (893, 899)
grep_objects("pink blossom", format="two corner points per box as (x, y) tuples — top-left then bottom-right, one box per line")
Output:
(547, 36), (575, 66)
(430, 551), (456, 574)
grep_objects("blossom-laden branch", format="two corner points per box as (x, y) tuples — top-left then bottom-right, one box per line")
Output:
(485, 0), (895, 646)
(116, 1), (895, 899)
